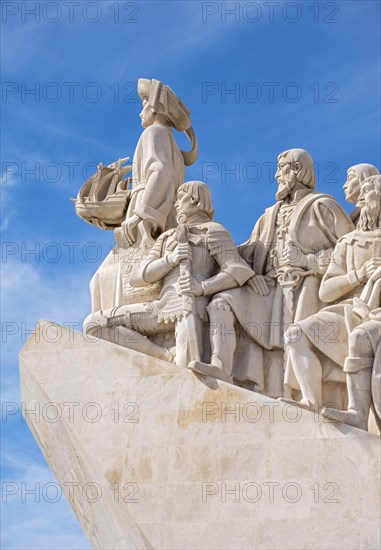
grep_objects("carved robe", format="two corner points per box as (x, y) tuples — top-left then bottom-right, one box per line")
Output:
(218, 191), (354, 392)
(90, 123), (185, 312)
(127, 123), (185, 232)
(232, 192), (353, 345)
(297, 230), (381, 371)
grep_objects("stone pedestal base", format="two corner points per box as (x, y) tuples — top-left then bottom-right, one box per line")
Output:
(20, 321), (380, 550)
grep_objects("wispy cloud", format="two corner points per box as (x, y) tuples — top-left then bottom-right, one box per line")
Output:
(1, 256), (93, 416)
(1, 447), (90, 549)
(1, 259), (92, 368)
(1, 260), (93, 548)
(1, 172), (18, 231)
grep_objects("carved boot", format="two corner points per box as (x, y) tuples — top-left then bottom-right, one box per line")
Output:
(278, 397), (320, 412)
(188, 298), (236, 383)
(83, 310), (175, 364)
(321, 366), (372, 431)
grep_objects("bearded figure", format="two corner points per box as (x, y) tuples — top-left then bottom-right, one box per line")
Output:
(285, 175), (381, 431)
(342, 163), (379, 225)
(189, 149), (354, 399)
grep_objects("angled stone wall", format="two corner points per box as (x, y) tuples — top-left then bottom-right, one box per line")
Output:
(20, 321), (380, 550)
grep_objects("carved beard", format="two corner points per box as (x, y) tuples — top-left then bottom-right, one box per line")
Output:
(357, 199), (381, 231)
(276, 171), (297, 201)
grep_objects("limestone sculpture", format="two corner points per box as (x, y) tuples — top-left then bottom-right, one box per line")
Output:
(343, 163), (379, 225)
(87, 78), (198, 311)
(17, 78), (381, 550)
(189, 149), (354, 399)
(84, 181), (254, 369)
(285, 175), (381, 430)
(72, 79), (380, 433)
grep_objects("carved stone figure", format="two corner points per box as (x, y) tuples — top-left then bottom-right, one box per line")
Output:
(285, 175), (381, 426)
(84, 182), (254, 368)
(322, 308), (381, 430)
(189, 149), (354, 395)
(90, 79), (198, 312)
(122, 78), (198, 244)
(343, 163), (379, 225)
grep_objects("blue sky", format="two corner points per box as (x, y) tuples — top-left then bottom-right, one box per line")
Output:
(1, 1), (380, 547)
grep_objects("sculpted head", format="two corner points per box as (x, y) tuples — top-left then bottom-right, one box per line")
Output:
(175, 181), (215, 221)
(343, 164), (379, 203)
(139, 97), (171, 129)
(275, 149), (315, 201)
(357, 175), (381, 231)
(138, 78), (191, 129)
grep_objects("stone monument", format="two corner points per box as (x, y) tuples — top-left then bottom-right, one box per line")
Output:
(20, 78), (380, 550)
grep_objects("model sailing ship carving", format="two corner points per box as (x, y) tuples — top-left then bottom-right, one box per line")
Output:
(72, 157), (132, 230)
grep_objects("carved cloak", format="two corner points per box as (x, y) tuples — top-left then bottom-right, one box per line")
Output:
(221, 192), (354, 390)
(90, 123), (185, 312)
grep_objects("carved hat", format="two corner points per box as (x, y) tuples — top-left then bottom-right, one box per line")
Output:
(137, 78), (198, 166)
(138, 78), (191, 131)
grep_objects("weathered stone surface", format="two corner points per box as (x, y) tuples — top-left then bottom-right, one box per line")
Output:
(20, 321), (381, 550)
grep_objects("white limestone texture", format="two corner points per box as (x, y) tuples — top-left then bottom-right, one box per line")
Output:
(20, 321), (381, 550)
(72, 77), (381, 432)
(80, 78), (198, 312)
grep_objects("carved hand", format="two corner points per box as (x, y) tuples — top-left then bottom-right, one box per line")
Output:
(178, 273), (203, 296)
(372, 265), (381, 281)
(247, 275), (271, 296)
(167, 243), (192, 267)
(357, 258), (381, 281)
(122, 214), (141, 245)
(282, 243), (307, 269)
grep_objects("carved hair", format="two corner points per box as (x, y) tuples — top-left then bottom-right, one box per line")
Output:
(278, 148), (316, 189)
(357, 175), (381, 230)
(180, 181), (215, 217)
(348, 163), (379, 181)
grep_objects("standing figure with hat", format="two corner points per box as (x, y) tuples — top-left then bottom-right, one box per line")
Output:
(122, 78), (198, 245)
(89, 79), (198, 312)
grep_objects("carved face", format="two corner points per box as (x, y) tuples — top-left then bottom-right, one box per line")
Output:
(357, 179), (381, 231)
(139, 99), (156, 128)
(175, 188), (198, 219)
(275, 159), (298, 200)
(357, 179), (380, 209)
(343, 169), (361, 203)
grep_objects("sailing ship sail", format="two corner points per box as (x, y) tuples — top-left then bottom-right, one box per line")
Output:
(72, 158), (132, 230)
